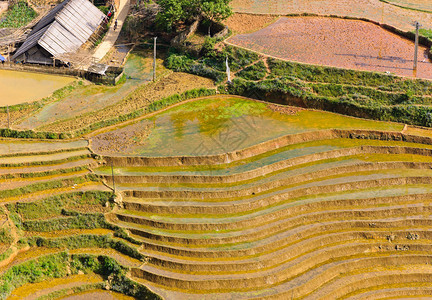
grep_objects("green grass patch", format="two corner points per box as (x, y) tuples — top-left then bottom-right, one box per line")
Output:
(237, 60), (267, 81)
(21, 212), (111, 232)
(0, 252), (160, 300)
(7, 191), (112, 221)
(27, 235), (144, 261)
(0, 175), (98, 200)
(0, 1), (36, 28)
(0, 228), (13, 245)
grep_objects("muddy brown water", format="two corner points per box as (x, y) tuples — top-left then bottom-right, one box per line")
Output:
(0, 69), (75, 106)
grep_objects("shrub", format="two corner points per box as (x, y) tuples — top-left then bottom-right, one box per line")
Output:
(164, 54), (194, 71)
(237, 61), (267, 81)
(0, 1), (37, 28)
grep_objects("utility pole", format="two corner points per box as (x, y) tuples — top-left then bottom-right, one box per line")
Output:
(413, 21), (420, 75)
(6, 105), (10, 129)
(111, 161), (116, 194)
(153, 36), (157, 81)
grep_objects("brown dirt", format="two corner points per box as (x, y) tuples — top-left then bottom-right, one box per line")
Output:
(228, 17), (432, 80)
(40, 72), (215, 134)
(224, 13), (279, 34)
(0, 108), (35, 128)
(230, 0), (432, 32)
(266, 102), (302, 115)
(91, 120), (154, 155)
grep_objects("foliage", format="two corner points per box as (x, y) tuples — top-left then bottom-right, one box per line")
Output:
(8, 191), (111, 221)
(165, 45), (260, 82)
(0, 252), (69, 299)
(227, 77), (432, 127)
(156, 0), (232, 32)
(97, 5), (109, 15)
(0, 252), (160, 300)
(165, 53), (195, 71)
(22, 213), (113, 232)
(0, 229), (13, 245)
(0, 176), (95, 199)
(419, 29), (432, 40)
(267, 58), (432, 94)
(201, 0), (233, 35)
(237, 61), (267, 81)
(155, 0), (187, 31)
(28, 234), (144, 260)
(0, 129), (70, 140)
(0, 1), (37, 28)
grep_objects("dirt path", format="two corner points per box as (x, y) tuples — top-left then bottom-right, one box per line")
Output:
(92, 0), (130, 62)
(0, 205), (30, 272)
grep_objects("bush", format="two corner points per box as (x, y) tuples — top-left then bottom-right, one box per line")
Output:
(237, 61), (267, 81)
(0, 1), (37, 28)
(164, 53), (194, 71)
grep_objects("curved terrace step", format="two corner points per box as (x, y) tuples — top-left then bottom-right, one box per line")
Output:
(115, 202), (432, 233)
(115, 215), (432, 248)
(103, 129), (432, 167)
(132, 255), (432, 295)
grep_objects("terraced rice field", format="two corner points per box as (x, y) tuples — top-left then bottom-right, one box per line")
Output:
(231, 0), (432, 31)
(0, 138), (159, 299)
(383, 0), (432, 12)
(87, 98), (432, 298)
(5, 97), (432, 298)
(228, 17), (432, 79)
(90, 96), (403, 156)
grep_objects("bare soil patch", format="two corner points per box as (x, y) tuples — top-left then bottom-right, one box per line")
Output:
(384, 0), (432, 12)
(228, 17), (432, 80)
(224, 13), (279, 34)
(231, 0), (432, 32)
(0, 107), (35, 128)
(266, 103), (302, 115)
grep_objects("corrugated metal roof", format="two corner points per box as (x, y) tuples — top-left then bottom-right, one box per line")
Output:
(29, 0), (70, 36)
(88, 63), (109, 75)
(38, 0), (104, 56)
(39, 21), (82, 55)
(12, 26), (49, 59)
(13, 0), (105, 59)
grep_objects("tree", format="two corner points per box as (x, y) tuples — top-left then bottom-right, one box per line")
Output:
(156, 0), (187, 32)
(201, 0), (232, 36)
(156, 0), (232, 33)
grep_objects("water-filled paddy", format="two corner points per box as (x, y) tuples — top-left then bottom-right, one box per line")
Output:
(14, 50), (153, 130)
(91, 97), (403, 157)
(0, 69), (75, 106)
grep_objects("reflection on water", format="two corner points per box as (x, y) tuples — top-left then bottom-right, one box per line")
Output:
(92, 97), (403, 157)
(0, 69), (75, 106)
